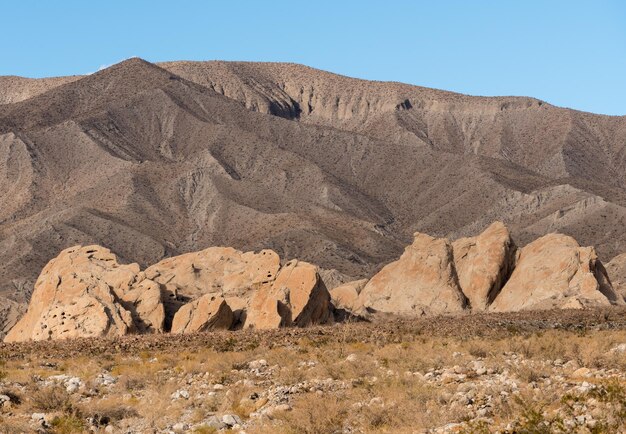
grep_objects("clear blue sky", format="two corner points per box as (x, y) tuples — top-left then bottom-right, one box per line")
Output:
(2, 1), (625, 115)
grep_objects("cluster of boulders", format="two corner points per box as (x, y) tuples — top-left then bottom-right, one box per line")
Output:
(5, 221), (625, 342)
(346, 222), (624, 316)
(4, 246), (331, 342)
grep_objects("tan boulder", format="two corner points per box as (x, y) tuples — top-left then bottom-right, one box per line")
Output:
(606, 253), (626, 302)
(144, 247), (280, 326)
(330, 279), (368, 312)
(490, 234), (624, 312)
(245, 284), (286, 329)
(357, 233), (468, 315)
(245, 260), (332, 329)
(171, 294), (234, 333)
(452, 222), (515, 310)
(4, 245), (154, 342)
(116, 278), (165, 333)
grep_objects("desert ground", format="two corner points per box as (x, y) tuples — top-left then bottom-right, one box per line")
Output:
(0, 309), (625, 433)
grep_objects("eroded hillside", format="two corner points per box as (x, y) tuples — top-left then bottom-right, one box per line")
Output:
(1, 58), (626, 316)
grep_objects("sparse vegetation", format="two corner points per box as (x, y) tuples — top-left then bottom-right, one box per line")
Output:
(30, 386), (72, 412)
(0, 312), (625, 432)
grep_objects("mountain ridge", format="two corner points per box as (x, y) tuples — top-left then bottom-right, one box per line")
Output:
(5, 58), (625, 117)
(1, 57), (626, 319)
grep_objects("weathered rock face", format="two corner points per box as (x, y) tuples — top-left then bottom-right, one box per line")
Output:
(144, 247), (280, 328)
(452, 222), (515, 310)
(606, 253), (626, 302)
(245, 260), (332, 329)
(117, 278), (165, 333)
(357, 233), (468, 315)
(490, 234), (624, 312)
(245, 284), (285, 330)
(4, 245), (165, 342)
(171, 294), (233, 334)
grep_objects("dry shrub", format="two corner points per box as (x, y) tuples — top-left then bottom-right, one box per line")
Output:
(192, 425), (218, 433)
(0, 420), (32, 434)
(467, 343), (488, 358)
(277, 394), (349, 434)
(49, 414), (85, 434)
(79, 398), (139, 423)
(30, 385), (73, 412)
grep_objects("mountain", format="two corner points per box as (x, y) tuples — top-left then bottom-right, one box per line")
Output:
(1, 57), (626, 312)
(0, 75), (81, 105)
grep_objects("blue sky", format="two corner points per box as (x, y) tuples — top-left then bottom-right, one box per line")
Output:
(2, 1), (625, 115)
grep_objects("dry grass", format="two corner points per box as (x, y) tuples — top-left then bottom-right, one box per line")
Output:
(0, 315), (625, 432)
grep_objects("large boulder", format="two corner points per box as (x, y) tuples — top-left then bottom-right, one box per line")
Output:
(330, 279), (368, 312)
(144, 247), (280, 328)
(245, 260), (332, 329)
(490, 234), (624, 311)
(245, 284), (285, 329)
(5, 245), (164, 342)
(116, 278), (165, 333)
(452, 221), (515, 310)
(357, 233), (468, 315)
(606, 253), (626, 302)
(171, 294), (234, 334)
(329, 279), (368, 321)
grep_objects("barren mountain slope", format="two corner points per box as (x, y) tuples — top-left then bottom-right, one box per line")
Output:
(1, 58), (626, 314)
(161, 61), (626, 189)
(0, 75), (81, 105)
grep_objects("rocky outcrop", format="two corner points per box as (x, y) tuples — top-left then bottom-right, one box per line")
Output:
(6, 222), (626, 342)
(606, 253), (626, 302)
(246, 260), (332, 329)
(357, 233), (468, 315)
(144, 247), (281, 328)
(490, 234), (624, 311)
(452, 222), (515, 310)
(5, 244), (335, 341)
(171, 294), (233, 334)
(4, 245), (165, 343)
(355, 224), (622, 317)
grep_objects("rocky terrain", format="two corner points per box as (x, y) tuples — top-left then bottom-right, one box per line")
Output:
(2, 58), (626, 327)
(0, 310), (625, 433)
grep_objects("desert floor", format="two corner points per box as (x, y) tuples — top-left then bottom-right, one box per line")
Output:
(1, 308), (626, 433)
